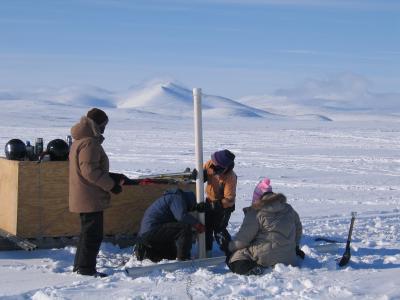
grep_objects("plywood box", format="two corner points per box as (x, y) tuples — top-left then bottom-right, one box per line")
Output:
(0, 158), (194, 238)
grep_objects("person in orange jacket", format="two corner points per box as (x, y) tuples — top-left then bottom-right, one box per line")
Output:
(203, 149), (237, 255)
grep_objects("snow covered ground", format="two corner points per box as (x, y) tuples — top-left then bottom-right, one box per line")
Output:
(0, 84), (400, 299)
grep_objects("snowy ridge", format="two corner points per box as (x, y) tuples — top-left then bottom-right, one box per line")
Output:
(118, 80), (276, 118)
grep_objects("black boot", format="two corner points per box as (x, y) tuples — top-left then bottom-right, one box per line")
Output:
(76, 269), (108, 278)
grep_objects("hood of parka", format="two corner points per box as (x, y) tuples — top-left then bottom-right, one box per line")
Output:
(71, 116), (105, 144)
(252, 193), (288, 213)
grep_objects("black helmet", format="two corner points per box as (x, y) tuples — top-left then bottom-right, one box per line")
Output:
(5, 139), (26, 160)
(46, 139), (69, 161)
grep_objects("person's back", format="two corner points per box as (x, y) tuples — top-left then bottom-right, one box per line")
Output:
(135, 189), (205, 262)
(251, 195), (300, 266)
(229, 193), (302, 269)
(138, 189), (197, 236)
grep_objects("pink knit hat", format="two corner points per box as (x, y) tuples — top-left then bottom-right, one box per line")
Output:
(252, 178), (272, 203)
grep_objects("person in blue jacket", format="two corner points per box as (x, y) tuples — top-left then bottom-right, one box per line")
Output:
(135, 188), (206, 262)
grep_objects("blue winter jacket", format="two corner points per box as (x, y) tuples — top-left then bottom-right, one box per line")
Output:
(138, 189), (199, 236)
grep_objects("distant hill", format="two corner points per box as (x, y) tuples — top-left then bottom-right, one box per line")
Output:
(238, 73), (400, 121)
(117, 80), (276, 118)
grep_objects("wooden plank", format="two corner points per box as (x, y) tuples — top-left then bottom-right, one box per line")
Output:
(0, 158), (19, 235)
(17, 161), (79, 238)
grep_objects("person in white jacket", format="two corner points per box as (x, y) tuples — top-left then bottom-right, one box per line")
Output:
(218, 187), (304, 275)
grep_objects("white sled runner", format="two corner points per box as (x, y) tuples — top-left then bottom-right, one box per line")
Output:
(125, 256), (226, 279)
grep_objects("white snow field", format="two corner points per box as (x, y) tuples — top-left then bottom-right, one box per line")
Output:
(0, 82), (399, 299)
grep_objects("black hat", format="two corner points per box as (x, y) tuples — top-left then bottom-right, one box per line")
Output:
(87, 108), (108, 126)
(211, 149), (235, 168)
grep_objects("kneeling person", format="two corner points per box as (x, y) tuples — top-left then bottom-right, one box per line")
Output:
(135, 189), (205, 262)
(220, 191), (303, 275)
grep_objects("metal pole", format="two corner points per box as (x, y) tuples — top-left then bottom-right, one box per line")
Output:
(193, 87), (206, 259)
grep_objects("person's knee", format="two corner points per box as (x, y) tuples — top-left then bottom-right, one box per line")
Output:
(176, 223), (192, 237)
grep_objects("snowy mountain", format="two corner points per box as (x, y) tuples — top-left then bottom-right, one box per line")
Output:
(239, 73), (400, 121)
(117, 80), (275, 118)
(0, 81), (280, 120)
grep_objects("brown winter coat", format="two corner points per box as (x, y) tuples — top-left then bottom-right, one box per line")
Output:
(204, 160), (237, 208)
(69, 116), (115, 213)
(228, 193), (302, 267)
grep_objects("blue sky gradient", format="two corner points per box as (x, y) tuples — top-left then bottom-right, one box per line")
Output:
(1, 0), (399, 97)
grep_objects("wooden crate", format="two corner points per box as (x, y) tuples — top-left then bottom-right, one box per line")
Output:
(0, 157), (194, 239)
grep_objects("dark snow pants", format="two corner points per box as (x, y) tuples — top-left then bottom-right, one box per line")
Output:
(227, 259), (259, 275)
(205, 206), (233, 251)
(73, 211), (103, 274)
(136, 222), (193, 262)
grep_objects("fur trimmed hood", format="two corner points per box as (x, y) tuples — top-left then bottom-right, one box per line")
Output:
(71, 116), (105, 143)
(252, 193), (287, 212)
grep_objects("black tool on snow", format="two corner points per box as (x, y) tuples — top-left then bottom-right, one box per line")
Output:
(338, 212), (356, 267)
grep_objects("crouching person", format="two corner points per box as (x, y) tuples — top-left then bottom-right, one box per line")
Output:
(135, 188), (205, 262)
(220, 191), (304, 275)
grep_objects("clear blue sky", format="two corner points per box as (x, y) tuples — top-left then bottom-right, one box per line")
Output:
(1, 0), (399, 98)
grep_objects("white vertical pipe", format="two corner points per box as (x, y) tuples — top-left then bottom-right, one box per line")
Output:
(193, 87), (206, 259)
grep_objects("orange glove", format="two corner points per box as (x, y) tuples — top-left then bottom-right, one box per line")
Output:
(193, 223), (206, 234)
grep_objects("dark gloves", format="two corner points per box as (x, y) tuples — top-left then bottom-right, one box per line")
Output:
(109, 172), (128, 184)
(109, 172), (126, 194)
(193, 223), (206, 234)
(190, 168), (198, 180)
(190, 168), (208, 182)
(110, 183), (122, 194)
(296, 245), (305, 259)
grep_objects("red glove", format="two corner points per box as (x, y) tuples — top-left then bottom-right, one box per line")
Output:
(193, 223), (206, 234)
(139, 178), (155, 185)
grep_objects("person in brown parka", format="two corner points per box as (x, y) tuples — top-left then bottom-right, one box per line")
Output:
(69, 108), (124, 278)
(220, 191), (304, 275)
